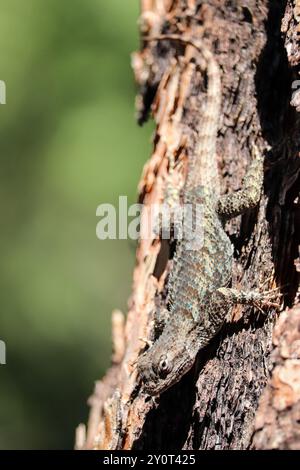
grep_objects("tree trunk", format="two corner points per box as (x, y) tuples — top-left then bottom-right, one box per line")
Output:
(77, 0), (300, 450)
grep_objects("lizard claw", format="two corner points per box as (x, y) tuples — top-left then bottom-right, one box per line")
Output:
(254, 287), (283, 312)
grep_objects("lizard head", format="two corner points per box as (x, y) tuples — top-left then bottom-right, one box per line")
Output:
(137, 336), (195, 395)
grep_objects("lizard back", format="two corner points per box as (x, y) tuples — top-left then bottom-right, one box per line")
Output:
(167, 40), (232, 322)
(168, 188), (233, 324)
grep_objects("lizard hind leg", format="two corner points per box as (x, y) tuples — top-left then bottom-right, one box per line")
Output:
(217, 144), (264, 219)
(157, 151), (184, 242)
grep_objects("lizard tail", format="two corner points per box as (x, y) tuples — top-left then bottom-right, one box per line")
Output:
(143, 34), (222, 193)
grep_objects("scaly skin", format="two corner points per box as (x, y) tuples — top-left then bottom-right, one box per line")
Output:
(138, 187), (233, 395)
(137, 35), (271, 395)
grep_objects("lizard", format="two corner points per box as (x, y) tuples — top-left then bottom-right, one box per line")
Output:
(137, 34), (280, 396)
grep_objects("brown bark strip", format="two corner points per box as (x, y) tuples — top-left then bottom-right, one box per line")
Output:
(252, 304), (300, 450)
(78, 0), (300, 450)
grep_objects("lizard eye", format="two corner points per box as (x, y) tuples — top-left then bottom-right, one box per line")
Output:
(158, 356), (172, 377)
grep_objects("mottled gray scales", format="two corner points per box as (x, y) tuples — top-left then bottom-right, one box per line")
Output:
(217, 147), (263, 218)
(137, 34), (272, 395)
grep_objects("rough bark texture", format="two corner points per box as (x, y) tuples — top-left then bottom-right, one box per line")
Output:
(76, 0), (300, 450)
(252, 303), (300, 450)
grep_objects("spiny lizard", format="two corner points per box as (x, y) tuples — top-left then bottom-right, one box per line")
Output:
(137, 34), (279, 396)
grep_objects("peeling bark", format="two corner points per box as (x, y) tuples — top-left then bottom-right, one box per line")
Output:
(77, 0), (300, 450)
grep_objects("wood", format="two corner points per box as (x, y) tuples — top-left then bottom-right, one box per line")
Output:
(252, 304), (300, 450)
(77, 0), (300, 450)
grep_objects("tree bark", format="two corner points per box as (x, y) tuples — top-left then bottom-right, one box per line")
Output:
(77, 0), (300, 450)
(252, 304), (300, 450)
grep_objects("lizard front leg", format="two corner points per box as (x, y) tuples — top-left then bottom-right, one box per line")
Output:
(153, 306), (170, 335)
(216, 145), (264, 219)
(203, 285), (281, 340)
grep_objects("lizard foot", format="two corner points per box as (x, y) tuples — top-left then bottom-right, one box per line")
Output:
(251, 286), (283, 312)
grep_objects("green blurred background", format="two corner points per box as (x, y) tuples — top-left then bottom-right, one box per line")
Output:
(0, 0), (152, 449)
